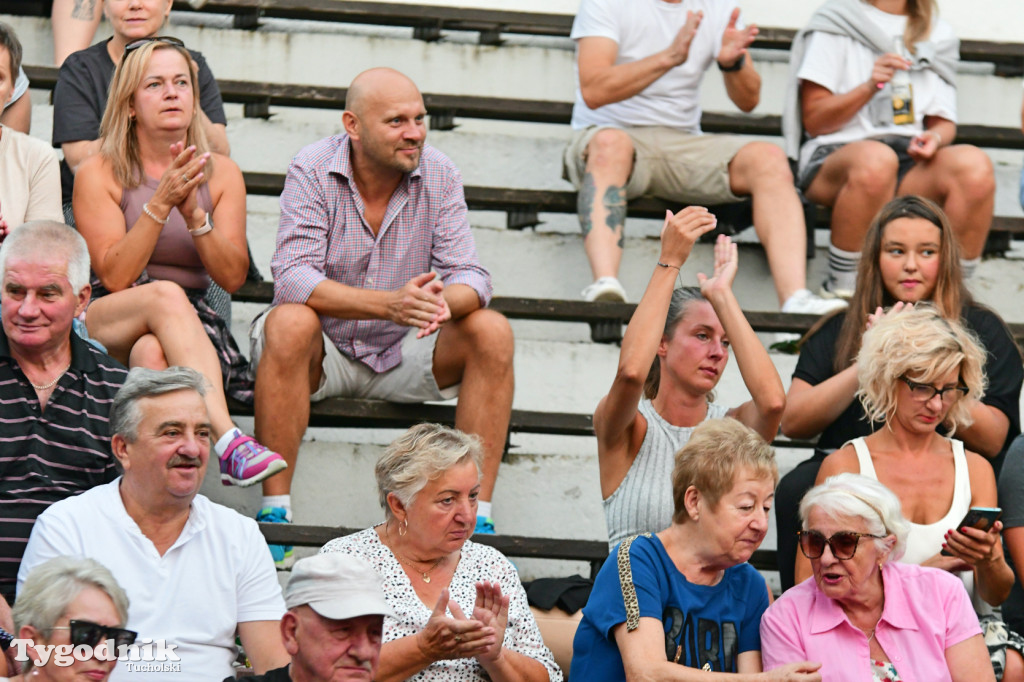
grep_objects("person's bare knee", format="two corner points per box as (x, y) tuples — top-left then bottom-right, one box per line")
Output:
(1003, 648), (1024, 682)
(946, 145), (995, 203)
(128, 334), (168, 370)
(146, 280), (193, 317)
(464, 309), (514, 369)
(731, 141), (793, 191)
(260, 305), (324, 376)
(834, 145), (899, 209)
(585, 129), (634, 179)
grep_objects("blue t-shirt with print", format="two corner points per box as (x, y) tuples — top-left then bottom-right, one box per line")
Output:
(572, 534), (768, 679)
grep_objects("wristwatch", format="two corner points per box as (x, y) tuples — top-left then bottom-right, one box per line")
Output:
(188, 213), (213, 237)
(717, 53), (746, 72)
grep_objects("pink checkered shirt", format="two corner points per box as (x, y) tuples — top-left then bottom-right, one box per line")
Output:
(271, 135), (492, 372)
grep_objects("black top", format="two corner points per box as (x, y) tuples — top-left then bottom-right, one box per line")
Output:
(230, 665), (292, 682)
(0, 328), (128, 598)
(793, 305), (1023, 470)
(52, 39), (227, 205)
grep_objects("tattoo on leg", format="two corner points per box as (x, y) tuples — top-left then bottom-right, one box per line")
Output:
(603, 185), (626, 249)
(578, 172), (596, 237)
(71, 0), (97, 20)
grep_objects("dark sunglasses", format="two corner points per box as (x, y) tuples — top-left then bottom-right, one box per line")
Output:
(123, 36), (186, 58)
(797, 530), (887, 560)
(899, 376), (969, 403)
(50, 620), (138, 650)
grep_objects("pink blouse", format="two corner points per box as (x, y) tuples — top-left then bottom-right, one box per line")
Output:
(760, 562), (981, 682)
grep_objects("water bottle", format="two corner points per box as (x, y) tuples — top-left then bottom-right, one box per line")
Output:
(891, 37), (914, 125)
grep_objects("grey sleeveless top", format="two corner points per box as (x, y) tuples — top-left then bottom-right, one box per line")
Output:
(603, 399), (729, 550)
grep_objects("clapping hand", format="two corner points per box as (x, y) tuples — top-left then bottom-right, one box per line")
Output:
(150, 142), (209, 225)
(697, 234), (738, 300)
(417, 589), (495, 662)
(666, 11), (703, 67)
(719, 8), (757, 68)
(659, 206), (717, 269)
(389, 272), (452, 338)
(471, 581), (510, 664)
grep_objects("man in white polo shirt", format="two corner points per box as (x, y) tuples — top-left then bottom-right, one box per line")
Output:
(18, 366), (290, 681)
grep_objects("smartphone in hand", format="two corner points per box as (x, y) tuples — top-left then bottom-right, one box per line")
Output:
(940, 507), (1002, 556)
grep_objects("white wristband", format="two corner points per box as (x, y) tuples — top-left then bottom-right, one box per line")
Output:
(188, 213), (213, 237)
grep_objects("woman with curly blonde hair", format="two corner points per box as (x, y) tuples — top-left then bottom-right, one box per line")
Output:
(796, 305), (1023, 680)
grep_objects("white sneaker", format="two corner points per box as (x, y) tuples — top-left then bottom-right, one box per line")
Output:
(783, 288), (848, 315)
(582, 277), (627, 303)
(818, 277), (855, 302)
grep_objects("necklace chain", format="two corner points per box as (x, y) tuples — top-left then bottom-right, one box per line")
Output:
(394, 551), (445, 583)
(28, 362), (71, 391)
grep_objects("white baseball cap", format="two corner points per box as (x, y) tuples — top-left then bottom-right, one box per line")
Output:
(285, 554), (395, 620)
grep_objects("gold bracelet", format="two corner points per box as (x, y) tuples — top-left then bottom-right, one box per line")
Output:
(142, 202), (169, 225)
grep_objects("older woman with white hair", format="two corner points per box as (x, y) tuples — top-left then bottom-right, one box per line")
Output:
(4, 556), (135, 681)
(320, 423), (560, 682)
(795, 305), (1022, 680)
(762, 473), (992, 681)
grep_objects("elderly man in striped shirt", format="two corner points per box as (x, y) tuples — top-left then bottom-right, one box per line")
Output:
(248, 68), (514, 566)
(0, 220), (127, 603)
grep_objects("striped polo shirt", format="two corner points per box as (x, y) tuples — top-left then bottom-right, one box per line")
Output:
(0, 328), (127, 599)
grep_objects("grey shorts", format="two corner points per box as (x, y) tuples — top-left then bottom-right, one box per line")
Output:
(562, 125), (748, 204)
(249, 306), (459, 403)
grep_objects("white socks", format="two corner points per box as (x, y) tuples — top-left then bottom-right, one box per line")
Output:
(214, 427), (244, 458)
(262, 495), (292, 521)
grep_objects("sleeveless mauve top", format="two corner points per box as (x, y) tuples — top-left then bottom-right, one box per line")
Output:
(121, 176), (214, 290)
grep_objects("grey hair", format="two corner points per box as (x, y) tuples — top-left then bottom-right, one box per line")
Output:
(375, 423), (483, 521)
(800, 473), (910, 562)
(0, 221), (91, 295)
(14, 556), (130, 671)
(644, 287), (713, 400)
(0, 23), (22, 79)
(111, 367), (208, 442)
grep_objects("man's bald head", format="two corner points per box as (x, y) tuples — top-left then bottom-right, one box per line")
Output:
(345, 68), (421, 119)
(342, 67), (427, 176)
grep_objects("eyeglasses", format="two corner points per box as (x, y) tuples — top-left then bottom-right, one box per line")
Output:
(797, 530), (887, 560)
(123, 36), (186, 58)
(899, 376), (969, 403)
(50, 620), (138, 650)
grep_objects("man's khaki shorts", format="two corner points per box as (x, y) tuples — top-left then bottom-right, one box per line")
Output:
(562, 125), (749, 205)
(249, 306), (459, 403)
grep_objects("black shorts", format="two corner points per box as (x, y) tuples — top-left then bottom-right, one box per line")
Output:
(798, 134), (916, 191)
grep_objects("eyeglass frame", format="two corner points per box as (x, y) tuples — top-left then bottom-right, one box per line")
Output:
(49, 620), (138, 650)
(899, 375), (969, 403)
(123, 36), (186, 59)
(797, 529), (888, 560)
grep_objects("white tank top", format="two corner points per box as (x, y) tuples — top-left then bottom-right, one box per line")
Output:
(850, 437), (989, 615)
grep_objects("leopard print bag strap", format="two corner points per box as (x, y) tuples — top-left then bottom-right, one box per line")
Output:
(617, 532), (653, 632)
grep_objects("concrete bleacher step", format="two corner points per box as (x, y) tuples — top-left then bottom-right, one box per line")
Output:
(8, 1), (1024, 582)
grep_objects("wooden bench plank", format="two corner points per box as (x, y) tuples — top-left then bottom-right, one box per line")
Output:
(22, 65), (1024, 149)
(257, 522), (779, 574)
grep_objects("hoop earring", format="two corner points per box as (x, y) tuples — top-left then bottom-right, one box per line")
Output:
(398, 519), (408, 537)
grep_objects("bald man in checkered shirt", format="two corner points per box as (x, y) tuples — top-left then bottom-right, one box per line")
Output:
(248, 68), (514, 563)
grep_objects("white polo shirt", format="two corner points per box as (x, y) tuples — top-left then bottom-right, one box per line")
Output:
(18, 479), (285, 682)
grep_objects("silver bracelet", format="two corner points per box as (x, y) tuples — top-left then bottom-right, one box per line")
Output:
(657, 261), (681, 271)
(142, 202), (169, 225)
